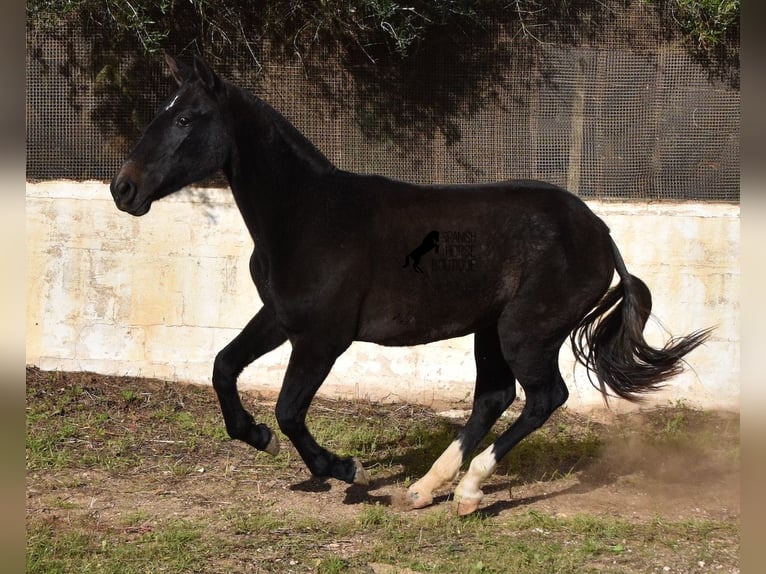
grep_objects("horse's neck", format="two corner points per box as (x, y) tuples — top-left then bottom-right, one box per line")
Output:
(224, 87), (334, 242)
(268, 104), (334, 175)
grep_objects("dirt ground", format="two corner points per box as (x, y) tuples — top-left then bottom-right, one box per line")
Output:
(26, 368), (740, 572)
(26, 367), (740, 522)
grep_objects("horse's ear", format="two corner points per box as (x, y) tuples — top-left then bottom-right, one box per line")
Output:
(164, 52), (185, 86)
(192, 56), (221, 93)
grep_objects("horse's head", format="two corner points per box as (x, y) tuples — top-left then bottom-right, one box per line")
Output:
(110, 54), (230, 216)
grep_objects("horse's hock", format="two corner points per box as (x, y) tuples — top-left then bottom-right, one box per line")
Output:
(26, 181), (739, 412)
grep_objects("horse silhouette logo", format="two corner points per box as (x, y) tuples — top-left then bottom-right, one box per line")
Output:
(403, 231), (440, 273)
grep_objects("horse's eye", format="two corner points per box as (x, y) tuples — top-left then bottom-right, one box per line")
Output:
(176, 116), (192, 128)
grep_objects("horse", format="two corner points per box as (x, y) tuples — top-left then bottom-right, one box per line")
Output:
(110, 54), (711, 515)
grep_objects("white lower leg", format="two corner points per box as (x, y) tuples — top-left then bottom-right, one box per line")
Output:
(454, 445), (497, 515)
(408, 440), (463, 508)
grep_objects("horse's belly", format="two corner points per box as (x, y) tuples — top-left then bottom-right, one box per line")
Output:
(356, 312), (485, 346)
(355, 278), (509, 346)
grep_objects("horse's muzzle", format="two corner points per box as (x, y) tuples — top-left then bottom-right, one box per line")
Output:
(110, 161), (150, 216)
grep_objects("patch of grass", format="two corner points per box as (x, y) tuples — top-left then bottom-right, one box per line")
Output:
(27, 518), (206, 574)
(121, 510), (151, 527)
(120, 389), (139, 404)
(27, 524), (93, 574)
(226, 508), (285, 536)
(317, 556), (350, 574)
(357, 502), (395, 528)
(351, 506), (715, 573)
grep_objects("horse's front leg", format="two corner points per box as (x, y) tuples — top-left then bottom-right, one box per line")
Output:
(212, 305), (287, 454)
(275, 336), (369, 485)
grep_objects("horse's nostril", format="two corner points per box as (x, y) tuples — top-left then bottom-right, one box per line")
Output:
(112, 177), (136, 204)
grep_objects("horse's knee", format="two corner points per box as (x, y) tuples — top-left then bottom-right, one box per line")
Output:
(274, 400), (302, 438)
(212, 352), (227, 388)
(212, 351), (251, 439)
(212, 350), (239, 393)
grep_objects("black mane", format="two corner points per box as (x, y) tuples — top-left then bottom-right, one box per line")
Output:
(239, 85), (336, 176)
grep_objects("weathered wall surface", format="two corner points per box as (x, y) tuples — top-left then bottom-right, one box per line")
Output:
(26, 181), (739, 411)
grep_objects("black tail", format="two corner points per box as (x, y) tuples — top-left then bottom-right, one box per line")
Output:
(570, 238), (713, 403)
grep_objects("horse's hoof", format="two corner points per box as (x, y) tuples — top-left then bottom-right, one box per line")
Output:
(264, 430), (280, 456)
(455, 495), (482, 516)
(353, 460), (369, 486)
(407, 488), (434, 510)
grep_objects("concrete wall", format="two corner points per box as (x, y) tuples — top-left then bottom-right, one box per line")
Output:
(26, 181), (739, 412)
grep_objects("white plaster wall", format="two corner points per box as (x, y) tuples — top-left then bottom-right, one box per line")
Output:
(26, 181), (739, 412)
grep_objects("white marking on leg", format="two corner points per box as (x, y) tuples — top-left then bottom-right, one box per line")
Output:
(408, 440), (463, 508)
(454, 445), (497, 514)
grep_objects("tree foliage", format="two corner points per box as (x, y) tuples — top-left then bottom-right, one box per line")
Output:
(27, 0), (739, 63)
(26, 0), (739, 154)
(647, 0), (739, 51)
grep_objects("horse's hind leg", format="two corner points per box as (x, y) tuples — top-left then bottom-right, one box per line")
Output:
(408, 325), (517, 509)
(212, 305), (287, 454)
(454, 345), (568, 515)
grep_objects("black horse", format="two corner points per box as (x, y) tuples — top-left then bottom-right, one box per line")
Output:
(111, 55), (710, 515)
